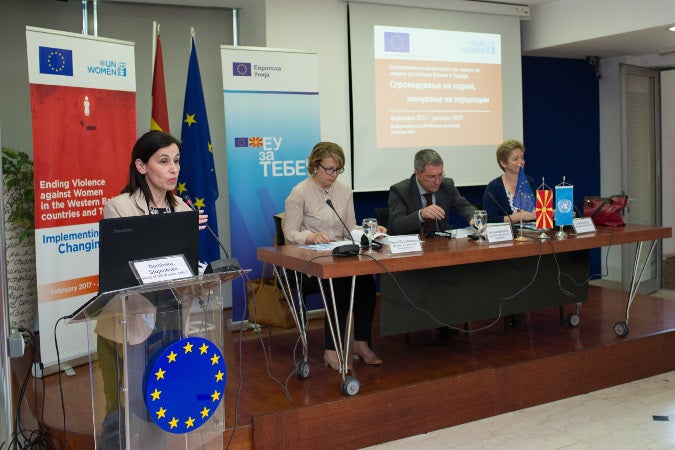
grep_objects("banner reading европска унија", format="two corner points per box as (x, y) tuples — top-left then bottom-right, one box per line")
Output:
(221, 47), (320, 321)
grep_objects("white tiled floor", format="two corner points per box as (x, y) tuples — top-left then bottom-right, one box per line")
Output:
(366, 286), (675, 450)
(365, 370), (675, 449)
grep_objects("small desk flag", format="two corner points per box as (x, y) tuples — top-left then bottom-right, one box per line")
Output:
(178, 36), (220, 263)
(555, 184), (574, 226)
(513, 166), (535, 213)
(536, 189), (554, 229)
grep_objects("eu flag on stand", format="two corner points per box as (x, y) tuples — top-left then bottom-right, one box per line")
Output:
(513, 166), (535, 214)
(178, 36), (220, 263)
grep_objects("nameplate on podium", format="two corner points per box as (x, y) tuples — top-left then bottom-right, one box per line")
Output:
(129, 254), (194, 285)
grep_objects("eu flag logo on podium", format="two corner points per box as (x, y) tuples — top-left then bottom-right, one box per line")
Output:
(144, 337), (226, 434)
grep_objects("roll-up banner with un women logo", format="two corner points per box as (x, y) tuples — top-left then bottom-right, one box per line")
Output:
(221, 47), (320, 321)
(26, 27), (135, 371)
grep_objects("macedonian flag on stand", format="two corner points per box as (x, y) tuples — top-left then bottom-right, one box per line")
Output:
(535, 188), (554, 229)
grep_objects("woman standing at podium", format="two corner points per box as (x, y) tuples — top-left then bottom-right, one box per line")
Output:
(105, 131), (200, 218)
(97, 130), (206, 449)
(283, 141), (386, 370)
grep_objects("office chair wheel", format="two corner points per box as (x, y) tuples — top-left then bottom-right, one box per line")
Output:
(296, 361), (310, 380)
(341, 376), (360, 396)
(566, 313), (580, 327)
(614, 321), (630, 337)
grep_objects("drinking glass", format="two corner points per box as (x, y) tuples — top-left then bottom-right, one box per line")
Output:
(473, 210), (488, 243)
(362, 218), (378, 253)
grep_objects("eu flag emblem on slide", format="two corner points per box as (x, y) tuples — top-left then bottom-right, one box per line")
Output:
(144, 336), (226, 434)
(233, 62), (251, 76)
(384, 32), (410, 52)
(39, 46), (73, 76)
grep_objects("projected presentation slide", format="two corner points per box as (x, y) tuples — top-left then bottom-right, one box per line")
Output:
(374, 26), (502, 149)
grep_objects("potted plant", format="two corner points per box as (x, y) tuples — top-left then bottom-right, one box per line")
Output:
(2, 146), (35, 241)
(2, 146), (37, 331)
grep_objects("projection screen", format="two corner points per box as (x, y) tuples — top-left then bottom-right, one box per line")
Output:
(349, 1), (525, 191)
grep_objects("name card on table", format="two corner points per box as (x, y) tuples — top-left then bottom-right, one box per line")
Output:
(486, 223), (514, 243)
(573, 217), (596, 234)
(130, 254), (194, 285)
(388, 235), (423, 254)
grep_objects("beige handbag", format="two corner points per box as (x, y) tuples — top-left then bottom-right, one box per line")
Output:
(247, 263), (295, 329)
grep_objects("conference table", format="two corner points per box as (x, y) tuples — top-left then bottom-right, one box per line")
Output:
(257, 224), (671, 395)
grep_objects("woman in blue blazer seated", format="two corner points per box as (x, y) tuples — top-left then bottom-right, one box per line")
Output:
(482, 139), (537, 224)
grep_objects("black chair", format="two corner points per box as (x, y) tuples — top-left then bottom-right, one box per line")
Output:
(271, 211), (320, 305)
(273, 212), (285, 246)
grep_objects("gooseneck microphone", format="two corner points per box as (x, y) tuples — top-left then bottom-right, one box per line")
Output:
(325, 199), (360, 257)
(183, 195), (240, 272)
(487, 191), (515, 230)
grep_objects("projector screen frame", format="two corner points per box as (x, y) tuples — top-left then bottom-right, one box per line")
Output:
(348, 1), (525, 192)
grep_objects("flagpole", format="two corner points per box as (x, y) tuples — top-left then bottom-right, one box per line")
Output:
(514, 165), (530, 241)
(515, 217), (527, 241)
(537, 176), (549, 240)
(555, 176), (570, 240)
(152, 21), (158, 74)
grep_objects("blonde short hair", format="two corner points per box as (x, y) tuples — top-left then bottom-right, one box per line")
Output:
(496, 139), (524, 172)
(307, 141), (345, 175)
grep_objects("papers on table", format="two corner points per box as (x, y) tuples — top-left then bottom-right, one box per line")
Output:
(454, 227), (476, 239)
(300, 240), (354, 251)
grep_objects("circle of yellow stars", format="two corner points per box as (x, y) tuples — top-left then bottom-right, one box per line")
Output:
(47, 51), (67, 73)
(144, 337), (225, 434)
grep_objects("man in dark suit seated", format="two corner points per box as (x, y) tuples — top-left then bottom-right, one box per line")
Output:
(388, 148), (476, 235)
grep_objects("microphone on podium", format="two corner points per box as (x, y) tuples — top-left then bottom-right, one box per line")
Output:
(182, 195), (240, 272)
(325, 199), (360, 257)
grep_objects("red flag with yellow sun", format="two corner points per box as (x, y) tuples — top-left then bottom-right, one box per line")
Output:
(536, 189), (554, 229)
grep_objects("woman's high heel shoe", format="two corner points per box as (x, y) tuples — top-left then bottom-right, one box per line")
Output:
(352, 340), (382, 365)
(323, 350), (351, 371)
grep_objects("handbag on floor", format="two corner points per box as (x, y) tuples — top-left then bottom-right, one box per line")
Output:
(582, 195), (628, 226)
(247, 263), (296, 329)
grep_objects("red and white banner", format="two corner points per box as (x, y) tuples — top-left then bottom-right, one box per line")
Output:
(26, 27), (136, 370)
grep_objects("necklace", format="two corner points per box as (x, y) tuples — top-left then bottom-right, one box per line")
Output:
(503, 174), (517, 195)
